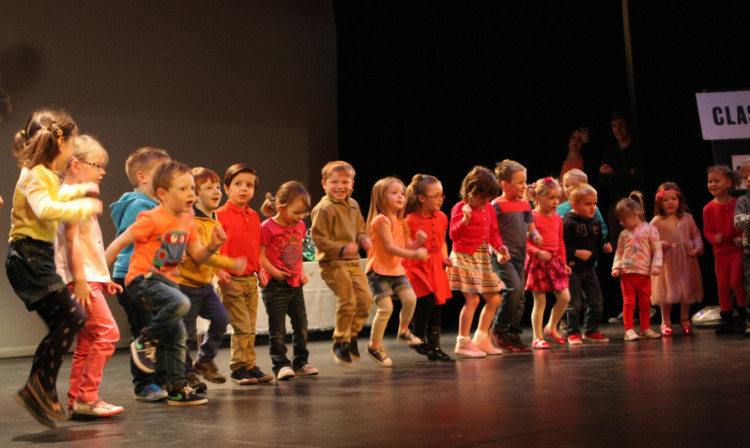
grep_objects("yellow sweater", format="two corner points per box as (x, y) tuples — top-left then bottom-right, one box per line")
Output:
(177, 208), (235, 288)
(9, 165), (95, 243)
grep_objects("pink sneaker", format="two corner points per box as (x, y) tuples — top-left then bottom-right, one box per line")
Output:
(454, 340), (486, 358)
(582, 332), (610, 343)
(473, 336), (503, 356)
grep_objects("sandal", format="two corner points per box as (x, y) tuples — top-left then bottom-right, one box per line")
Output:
(681, 319), (692, 336)
(532, 338), (550, 350)
(660, 323), (673, 337)
(544, 326), (567, 345)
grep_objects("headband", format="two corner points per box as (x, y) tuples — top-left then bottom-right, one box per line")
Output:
(655, 189), (680, 200)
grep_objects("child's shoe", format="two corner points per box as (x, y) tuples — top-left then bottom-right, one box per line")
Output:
(135, 383), (168, 402)
(230, 367), (258, 385)
(544, 326), (567, 345)
(624, 329), (640, 341)
(186, 372), (207, 393)
(567, 334), (583, 345)
(294, 363), (319, 376)
(472, 331), (503, 355)
(71, 399), (124, 419)
(490, 330), (513, 350)
(532, 338), (550, 349)
(660, 323), (673, 337)
(508, 332), (530, 352)
(397, 329), (423, 346)
(582, 332), (609, 343)
(14, 386), (56, 429)
(367, 346), (393, 366)
(193, 360), (227, 384)
(681, 319), (692, 335)
(26, 374), (67, 420)
(641, 328), (661, 339)
(248, 366), (274, 383)
(276, 366), (295, 381)
(166, 380), (207, 406)
(349, 338), (361, 360)
(454, 337), (486, 358)
(130, 334), (156, 373)
(331, 342), (353, 366)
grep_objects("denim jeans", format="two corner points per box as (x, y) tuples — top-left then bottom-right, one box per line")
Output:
(492, 257), (526, 333)
(261, 280), (309, 374)
(566, 270), (604, 335)
(179, 283), (230, 370)
(127, 274), (190, 387)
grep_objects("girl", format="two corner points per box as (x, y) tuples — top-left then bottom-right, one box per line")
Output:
(703, 166), (745, 334)
(259, 181), (318, 380)
(525, 177), (571, 349)
(447, 166), (510, 357)
(403, 174), (453, 361)
(55, 135), (123, 419)
(7, 109), (101, 428)
(365, 177), (429, 366)
(611, 192), (662, 341)
(651, 182), (703, 336)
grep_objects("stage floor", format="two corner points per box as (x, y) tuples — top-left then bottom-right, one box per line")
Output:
(1, 323), (748, 447)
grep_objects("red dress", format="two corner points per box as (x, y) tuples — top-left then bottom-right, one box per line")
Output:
(403, 210), (452, 305)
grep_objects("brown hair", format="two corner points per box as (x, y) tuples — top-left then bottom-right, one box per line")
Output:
(260, 181), (312, 217)
(707, 165), (733, 184)
(125, 146), (170, 187)
(153, 160), (192, 194)
(404, 174), (441, 215)
(191, 167), (220, 192)
(654, 181), (686, 218)
(460, 166), (499, 202)
(13, 108), (78, 169)
(321, 160), (355, 180)
(569, 183), (597, 203)
(223, 163), (259, 188)
(494, 159), (526, 183)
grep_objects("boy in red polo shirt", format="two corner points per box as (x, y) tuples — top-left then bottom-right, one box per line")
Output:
(215, 163), (273, 384)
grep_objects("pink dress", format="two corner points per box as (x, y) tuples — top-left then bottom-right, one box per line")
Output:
(650, 214), (703, 304)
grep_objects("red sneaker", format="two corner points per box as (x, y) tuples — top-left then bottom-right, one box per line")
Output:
(582, 332), (610, 343)
(567, 334), (583, 345)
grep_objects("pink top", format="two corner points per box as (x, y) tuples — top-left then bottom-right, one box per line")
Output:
(612, 222), (663, 275)
(260, 218), (307, 287)
(366, 214), (407, 276)
(703, 199), (743, 257)
(449, 201), (503, 254)
(527, 211), (566, 261)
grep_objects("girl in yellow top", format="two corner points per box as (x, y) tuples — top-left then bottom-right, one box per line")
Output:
(7, 108), (101, 428)
(365, 177), (429, 366)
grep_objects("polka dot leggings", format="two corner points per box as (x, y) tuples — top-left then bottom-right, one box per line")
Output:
(30, 288), (86, 393)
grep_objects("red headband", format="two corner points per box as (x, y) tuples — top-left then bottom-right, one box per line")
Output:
(656, 189), (680, 200)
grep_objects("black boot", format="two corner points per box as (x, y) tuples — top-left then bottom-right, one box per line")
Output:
(426, 327), (453, 362)
(716, 310), (734, 335)
(736, 308), (748, 335)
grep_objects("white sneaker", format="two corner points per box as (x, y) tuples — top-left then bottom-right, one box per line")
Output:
(454, 340), (487, 358)
(277, 366), (296, 381)
(71, 399), (124, 418)
(473, 336), (503, 356)
(624, 329), (640, 341)
(294, 364), (319, 376)
(640, 328), (661, 339)
(397, 330), (422, 346)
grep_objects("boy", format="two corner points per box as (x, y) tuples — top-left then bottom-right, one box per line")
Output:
(215, 163), (273, 384)
(310, 161), (373, 366)
(178, 167), (243, 390)
(733, 159), (750, 335)
(109, 146), (170, 402)
(106, 160), (233, 405)
(563, 183), (613, 344)
(557, 169), (608, 238)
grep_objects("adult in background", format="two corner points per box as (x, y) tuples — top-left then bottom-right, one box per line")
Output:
(559, 126), (592, 199)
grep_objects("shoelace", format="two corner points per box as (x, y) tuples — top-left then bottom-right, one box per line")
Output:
(143, 342), (157, 362)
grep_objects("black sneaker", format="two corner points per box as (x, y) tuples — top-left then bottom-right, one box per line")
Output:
(166, 380), (207, 406)
(331, 342), (353, 366)
(130, 335), (156, 373)
(490, 330), (513, 351)
(230, 367), (258, 385)
(14, 386), (56, 429)
(186, 372), (207, 393)
(508, 332), (530, 352)
(349, 338), (361, 360)
(248, 366), (273, 383)
(26, 374), (67, 420)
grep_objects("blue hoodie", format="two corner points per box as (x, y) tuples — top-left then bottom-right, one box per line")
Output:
(110, 190), (159, 279)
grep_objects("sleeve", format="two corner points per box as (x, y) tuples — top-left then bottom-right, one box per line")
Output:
(612, 232), (625, 271)
(562, 217), (576, 264)
(57, 183), (89, 201)
(650, 227), (663, 268)
(355, 205), (368, 244)
(595, 206), (608, 237)
(24, 174), (94, 223)
(119, 199), (156, 235)
(702, 203), (718, 246)
(556, 215), (566, 261)
(311, 203), (343, 259)
(487, 204), (504, 251)
(687, 214), (703, 252)
(128, 212), (154, 243)
(449, 202), (468, 243)
(734, 196), (750, 230)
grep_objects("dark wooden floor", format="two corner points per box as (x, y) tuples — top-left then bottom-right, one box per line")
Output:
(1, 323), (749, 447)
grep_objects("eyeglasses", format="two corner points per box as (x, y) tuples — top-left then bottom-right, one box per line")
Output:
(422, 194), (445, 200)
(82, 161), (105, 172)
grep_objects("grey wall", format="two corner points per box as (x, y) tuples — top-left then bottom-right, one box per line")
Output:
(0, 1), (337, 357)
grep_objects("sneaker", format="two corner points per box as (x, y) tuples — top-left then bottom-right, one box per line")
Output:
(454, 339), (486, 358)
(130, 335), (156, 373)
(166, 380), (207, 406)
(14, 386), (56, 429)
(71, 399), (124, 419)
(193, 360), (227, 384)
(582, 332), (610, 343)
(532, 338), (550, 349)
(473, 336), (503, 356)
(490, 330), (513, 350)
(349, 338), (361, 360)
(397, 330), (423, 346)
(276, 366), (295, 381)
(248, 366), (274, 383)
(367, 346), (393, 366)
(331, 342), (353, 367)
(135, 383), (168, 402)
(187, 372), (208, 393)
(624, 329), (640, 341)
(567, 334), (583, 345)
(26, 374), (67, 420)
(294, 364), (319, 376)
(641, 328), (661, 339)
(508, 332), (530, 352)
(230, 367), (258, 385)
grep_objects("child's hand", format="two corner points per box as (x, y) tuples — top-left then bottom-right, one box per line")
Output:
(415, 230), (428, 244)
(90, 199), (103, 216)
(73, 280), (92, 309)
(536, 250), (552, 262)
(300, 270), (309, 286)
(603, 243), (613, 253)
(575, 249), (592, 261)
(216, 269), (231, 287)
(84, 182), (100, 197)
(461, 203), (472, 223)
(660, 241), (671, 252)
(684, 240), (694, 251)
(233, 256), (247, 274)
(564, 265), (572, 275)
(533, 234), (543, 246)
(415, 247), (429, 260)
(496, 245), (511, 264)
(103, 281), (123, 296)
(258, 270), (269, 287)
(611, 268), (621, 278)
(687, 247), (701, 257)
(210, 224), (228, 248)
(734, 236), (743, 247)
(360, 237), (373, 252)
(342, 242), (360, 257)
(443, 257), (453, 267)
(651, 266), (662, 276)
(715, 233), (724, 245)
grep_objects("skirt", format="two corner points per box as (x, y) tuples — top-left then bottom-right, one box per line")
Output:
(447, 242), (504, 294)
(525, 255), (569, 292)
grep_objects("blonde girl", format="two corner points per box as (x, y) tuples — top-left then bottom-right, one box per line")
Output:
(259, 181), (318, 379)
(447, 166), (510, 358)
(525, 177), (571, 349)
(651, 182), (703, 336)
(7, 108), (101, 428)
(55, 135), (123, 418)
(364, 177), (429, 366)
(611, 192), (662, 341)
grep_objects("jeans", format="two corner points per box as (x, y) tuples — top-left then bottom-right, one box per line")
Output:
(127, 274), (190, 387)
(115, 277), (160, 392)
(179, 284), (230, 371)
(566, 270), (604, 335)
(261, 280), (309, 374)
(492, 257), (526, 333)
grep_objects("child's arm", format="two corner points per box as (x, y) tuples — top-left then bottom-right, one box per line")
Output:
(528, 222), (543, 246)
(734, 196), (750, 230)
(611, 233), (625, 277)
(106, 227), (136, 266)
(372, 218), (427, 260)
(487, 205), (510, 263)
(311, 206), (359, 258)
(448, 202), (469, 242)
(186, 224), (230, 265)
(260, 245), (291, 281)
(595, 206), (609, 238)
(649, 227), (664, 275)
(62, 222), (93, 308)
(404, 221), (427, 250)
(26, 177), (102, 222)
(686, 214), (704, 257)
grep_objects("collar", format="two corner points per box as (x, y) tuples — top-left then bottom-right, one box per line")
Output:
(193, 205), (215, 220)
(225, 201), (252, 214)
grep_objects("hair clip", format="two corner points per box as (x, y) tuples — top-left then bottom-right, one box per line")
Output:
(543, 177), (553, 185)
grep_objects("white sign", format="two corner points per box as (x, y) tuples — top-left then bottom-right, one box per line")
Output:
(696, 90), (750, 140)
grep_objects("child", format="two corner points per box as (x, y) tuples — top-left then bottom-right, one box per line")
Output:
(447, 166), (510, 357)
(650, 182), (703, 336)
(403, 174), (453, 361)
(490, 160), (540, 352)
(7, 108), (101, 428)
(259, 181), (318, 379)
(106, 160), (239, 405)
(734, 158), (750, 335)
(365, 177), (429, 366)
(563, 183), (613, 344)
(525, 177), (571, 349)
(704, 165), (746, 334)
(611, 192), (663, 341)
(215, 163), (273, 384)
(311, 161), (374, 366)
(177, 167), (237, 389)
(55, 135), (123, 419)
(557, 169), (608, 238)
(110, 146), (171, 402)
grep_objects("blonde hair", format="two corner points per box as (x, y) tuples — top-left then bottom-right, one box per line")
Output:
(569, 183), (597, 203)
(366, 177), (407, 231)
(526, 176), (561, 203)
(321, 160), (355, 180)
(404, 174), (440, 215)
(562, 168), (588, 184)
(260, 181), (311, 218)
(125, 146), (170, 187)
(615, 191), (645, 221)
(73, 135), (108, 165)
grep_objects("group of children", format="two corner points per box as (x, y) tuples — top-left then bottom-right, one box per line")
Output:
(5, 107), (750, 429)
